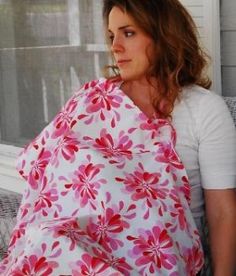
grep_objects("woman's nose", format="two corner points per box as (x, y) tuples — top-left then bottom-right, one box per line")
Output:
(111, 36), (124, 53)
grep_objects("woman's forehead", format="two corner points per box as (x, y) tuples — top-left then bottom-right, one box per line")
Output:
(108, 6), (136, 30)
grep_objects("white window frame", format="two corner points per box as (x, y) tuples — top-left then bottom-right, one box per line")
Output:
(0, 144), (25, 193)
(180, 0), (221, 93)
(0, 0), (222, 193)
(204, 0), (221, 94)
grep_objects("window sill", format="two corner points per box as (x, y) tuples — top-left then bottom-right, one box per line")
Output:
(0, 144), (25, 194)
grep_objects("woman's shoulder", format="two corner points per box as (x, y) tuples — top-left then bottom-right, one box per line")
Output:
(173, 85), (233, 132)
(177, 85), (228, 116)
(177, 85), (235, 135)
(181, 85), (223, 105)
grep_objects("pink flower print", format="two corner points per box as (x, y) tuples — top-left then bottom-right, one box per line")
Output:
(61, 159), (106, 209)
(51, 134), (81, 167)
(52, 97), (78, 138)
(50, 219), (86, 251)
(154, 141), (184, 172)
(155, 142), (185, 187)
(169, 188), (189, 231)
(116, 163), (169, 218)
(138, 116), (171, 140)
(180, 175), (191, 204)
(127, 226), (177, 274)
(87, 205), (129, 253)
(70, 253), (110, 276)
(117, 163), (162, 201)
(28, 149), (52, 190)
(92, 248), (133, 276)
(92, 129), (133, 169)
(80, 80), (122, 127)
(8, 222), (27, 248)
(16, 129), (51, 181)
(86, 80), (122, 112)
(83, 79), (100, 90)
(18, 201), (32, 220)
(10, 255), (58, 276)
(33, 176), (59, 217)
(0, 257), (9, 274)
(180, 244), (204, 276)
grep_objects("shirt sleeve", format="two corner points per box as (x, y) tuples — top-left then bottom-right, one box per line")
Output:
(197, 92), (236, 189)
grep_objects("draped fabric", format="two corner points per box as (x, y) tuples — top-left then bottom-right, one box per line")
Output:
(0, 78), (203, 275)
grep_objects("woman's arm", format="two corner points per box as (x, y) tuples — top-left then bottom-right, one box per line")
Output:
(204, 189), (236, 276)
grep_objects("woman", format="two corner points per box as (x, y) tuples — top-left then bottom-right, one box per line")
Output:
(0, 0), (235, 275)
(103, 1), (236, 275)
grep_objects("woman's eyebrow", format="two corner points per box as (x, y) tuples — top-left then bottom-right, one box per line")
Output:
(108, 24), (133, 33)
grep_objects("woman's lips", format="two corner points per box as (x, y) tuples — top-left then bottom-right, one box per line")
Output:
(117, 59), (131, 66)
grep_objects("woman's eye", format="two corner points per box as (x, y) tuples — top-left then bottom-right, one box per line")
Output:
(109, 35), (114, 42)
(125, 31), (134, 37)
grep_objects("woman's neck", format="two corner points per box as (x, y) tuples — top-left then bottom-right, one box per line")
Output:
(122, 78), (157, 101)
(121, 79), (158, 118)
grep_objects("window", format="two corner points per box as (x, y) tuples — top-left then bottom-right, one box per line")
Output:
(0, 0), (108, 146)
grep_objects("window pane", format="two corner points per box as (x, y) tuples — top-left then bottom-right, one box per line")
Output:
(0, 0), (108, 146)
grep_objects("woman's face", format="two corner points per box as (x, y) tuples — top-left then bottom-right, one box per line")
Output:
(108, 6), (154, 82)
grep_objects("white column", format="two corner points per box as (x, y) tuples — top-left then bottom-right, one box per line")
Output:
(204, 0), (221, 94)
(92, 0), (104, 44)
(180, 0), (221, 94)
(0, 3), (21, 142)
(67, 0), (81, 46)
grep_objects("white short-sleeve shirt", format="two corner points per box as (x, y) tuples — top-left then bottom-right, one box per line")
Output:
(172, 85), (236, 219)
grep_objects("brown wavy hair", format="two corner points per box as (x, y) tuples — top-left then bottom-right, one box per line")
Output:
(103, 0), (212, 118)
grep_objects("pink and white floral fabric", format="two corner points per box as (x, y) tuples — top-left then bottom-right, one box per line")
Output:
(0, 78), (203, 275)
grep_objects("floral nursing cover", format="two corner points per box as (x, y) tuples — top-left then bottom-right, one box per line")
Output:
(0, 78), (204, 275)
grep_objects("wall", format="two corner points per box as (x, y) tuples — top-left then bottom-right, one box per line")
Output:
(180, 0), (221, 93)
(221, 1), (236, 96)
